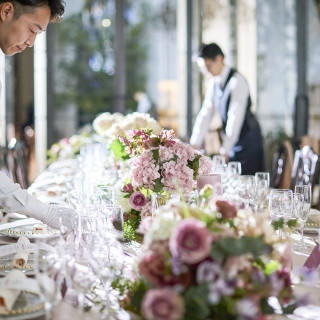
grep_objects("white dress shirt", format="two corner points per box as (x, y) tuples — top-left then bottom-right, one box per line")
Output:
(190, 66), (250, 156)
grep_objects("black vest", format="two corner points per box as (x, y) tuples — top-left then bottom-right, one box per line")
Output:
(213, 68), (260, 149)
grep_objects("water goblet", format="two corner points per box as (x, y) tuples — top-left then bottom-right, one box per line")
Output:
(238, 175), (255, 208)
(294, 185), (312, 248)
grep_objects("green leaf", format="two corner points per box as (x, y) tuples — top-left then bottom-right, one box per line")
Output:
(153, 178), (164, 193)
(187, 154), (201, 180)
(282, 302), (297, 314)
(152, 148), (159, 163)
(264, 260), (279, 275)
(272, 218), (284, 230)
(110, 138), (130, 161)
(260, 298), (275, 315)
(287, 218), (297, 228)
(183, 285), (210, 320)
(211, 236), (272, 260)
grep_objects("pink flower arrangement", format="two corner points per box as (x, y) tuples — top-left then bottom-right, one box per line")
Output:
(115, 202), (306, 320)
(119, 129), (212, 195)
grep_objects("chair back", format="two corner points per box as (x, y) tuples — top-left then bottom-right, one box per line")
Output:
(291, 145), (319, 189)
(8, 139), (29, 189)
(270, 140), (294, 189)
(0, 146), (12, 178)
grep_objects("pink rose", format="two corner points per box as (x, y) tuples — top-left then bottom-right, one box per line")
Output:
(138, 253), (190, 287)
(169, 218), (212, 264)
(129, 191), (148, 211)
(141, 289), (184, 320)
(215, 199), (237, 218)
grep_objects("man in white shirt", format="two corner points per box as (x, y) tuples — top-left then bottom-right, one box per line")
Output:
(0, 0), (76, 230)
(190, 43), (264, 175)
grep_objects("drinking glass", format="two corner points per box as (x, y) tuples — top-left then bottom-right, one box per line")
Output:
(254, 179), (268, 210)
(268, 189), (293, 221)
(238, 175), (256, 208)
(228, 161), (242, 176)
(294, 185), (312, 248)
(212, 155), (226, 173)
(255, 172), (270, 187)
(100, 205), (123, 237)
(34, 239), (64, 320)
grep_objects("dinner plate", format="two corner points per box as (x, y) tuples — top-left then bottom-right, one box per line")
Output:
(0, 291), (44, 320)
(0, 225), (59, 240)
(0, 253), (37, 276)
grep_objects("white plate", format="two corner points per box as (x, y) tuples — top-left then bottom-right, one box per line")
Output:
(0, 291), (44, 320)
(0, 225), (59, 240)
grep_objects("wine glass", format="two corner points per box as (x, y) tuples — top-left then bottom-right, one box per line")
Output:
(238, 175), (256, 208)
(254, 179), (268, 210)
(294, 185), (312, 248)
(34, 239), (64, 320)
(268, 189), (293, 237)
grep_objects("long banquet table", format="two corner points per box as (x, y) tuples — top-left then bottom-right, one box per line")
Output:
(1, 158), (320, 320)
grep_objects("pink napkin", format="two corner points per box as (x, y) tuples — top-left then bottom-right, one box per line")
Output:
(303, 244), (320, 270)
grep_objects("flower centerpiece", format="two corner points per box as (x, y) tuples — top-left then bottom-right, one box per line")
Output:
(117, 129), (212, 241)
(47, 133), (92, 165)
(113, 198), (305, 320)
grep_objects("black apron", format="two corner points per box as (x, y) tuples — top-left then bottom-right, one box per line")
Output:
(214, 69), (265, 175)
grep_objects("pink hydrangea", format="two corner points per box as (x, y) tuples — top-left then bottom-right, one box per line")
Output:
(140, 201), (152, 218)
(169, 218), (212, 264)
(141, 289), (184, 320)
(161, 161), (195, 193)
(129, 191), (148, 210)
(130, 150), (160, 189)
(199, 155), (213, 175)
(170, 141), (197, 163)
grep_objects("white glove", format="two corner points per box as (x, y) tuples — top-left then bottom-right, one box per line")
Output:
(42, 206), (78, 231)
(0, 173), (77, 231)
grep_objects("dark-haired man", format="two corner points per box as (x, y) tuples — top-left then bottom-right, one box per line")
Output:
(0, 0), (77, 231)
(190, 43), (264, 175)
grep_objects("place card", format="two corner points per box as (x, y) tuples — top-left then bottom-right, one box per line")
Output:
(303, 244), (320, 270)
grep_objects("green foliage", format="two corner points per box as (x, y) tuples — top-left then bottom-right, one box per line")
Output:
(187, 154), (201, 180)
(53, 5), (148, 118)
(210, 236), (273, 262)
(183, 285), (211, 320)
(123, 210), (142, 242)
(110, 138), (130, 161)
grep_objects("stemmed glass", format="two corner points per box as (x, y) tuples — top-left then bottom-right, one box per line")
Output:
(254, 172), (270, 210)
(268, 189), (293, 237)
(34, 239), (64, 320)
(294, 185), (312, 248)
(238, 175), (256, 208)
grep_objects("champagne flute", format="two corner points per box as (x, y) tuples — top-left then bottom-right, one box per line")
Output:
(294, 185), (312, 248)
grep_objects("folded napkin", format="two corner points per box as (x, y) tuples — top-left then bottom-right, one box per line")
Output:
(0, 269), (26, 314)
(32, 223), (48, 234)
(10, 236), (30, 269)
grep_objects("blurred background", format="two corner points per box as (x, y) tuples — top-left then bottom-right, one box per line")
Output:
(0, 0), (319, 182)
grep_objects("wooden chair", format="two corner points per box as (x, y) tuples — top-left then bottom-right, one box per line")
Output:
(8, 139), (29, 189)
(290, 145), (319, 190)
(0, 146), (12, 178)
(270, 140), (294, 189)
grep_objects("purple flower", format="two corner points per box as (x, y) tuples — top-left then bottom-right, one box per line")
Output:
(208, 277), (234, 305)
(129, 191), (148, 211)
(122, 183), (134, 193)
(169, 218), (212, 264)
(215, 199), (237, 219)
(196, 261), (221, 284)
(141, 289), (184, 320)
